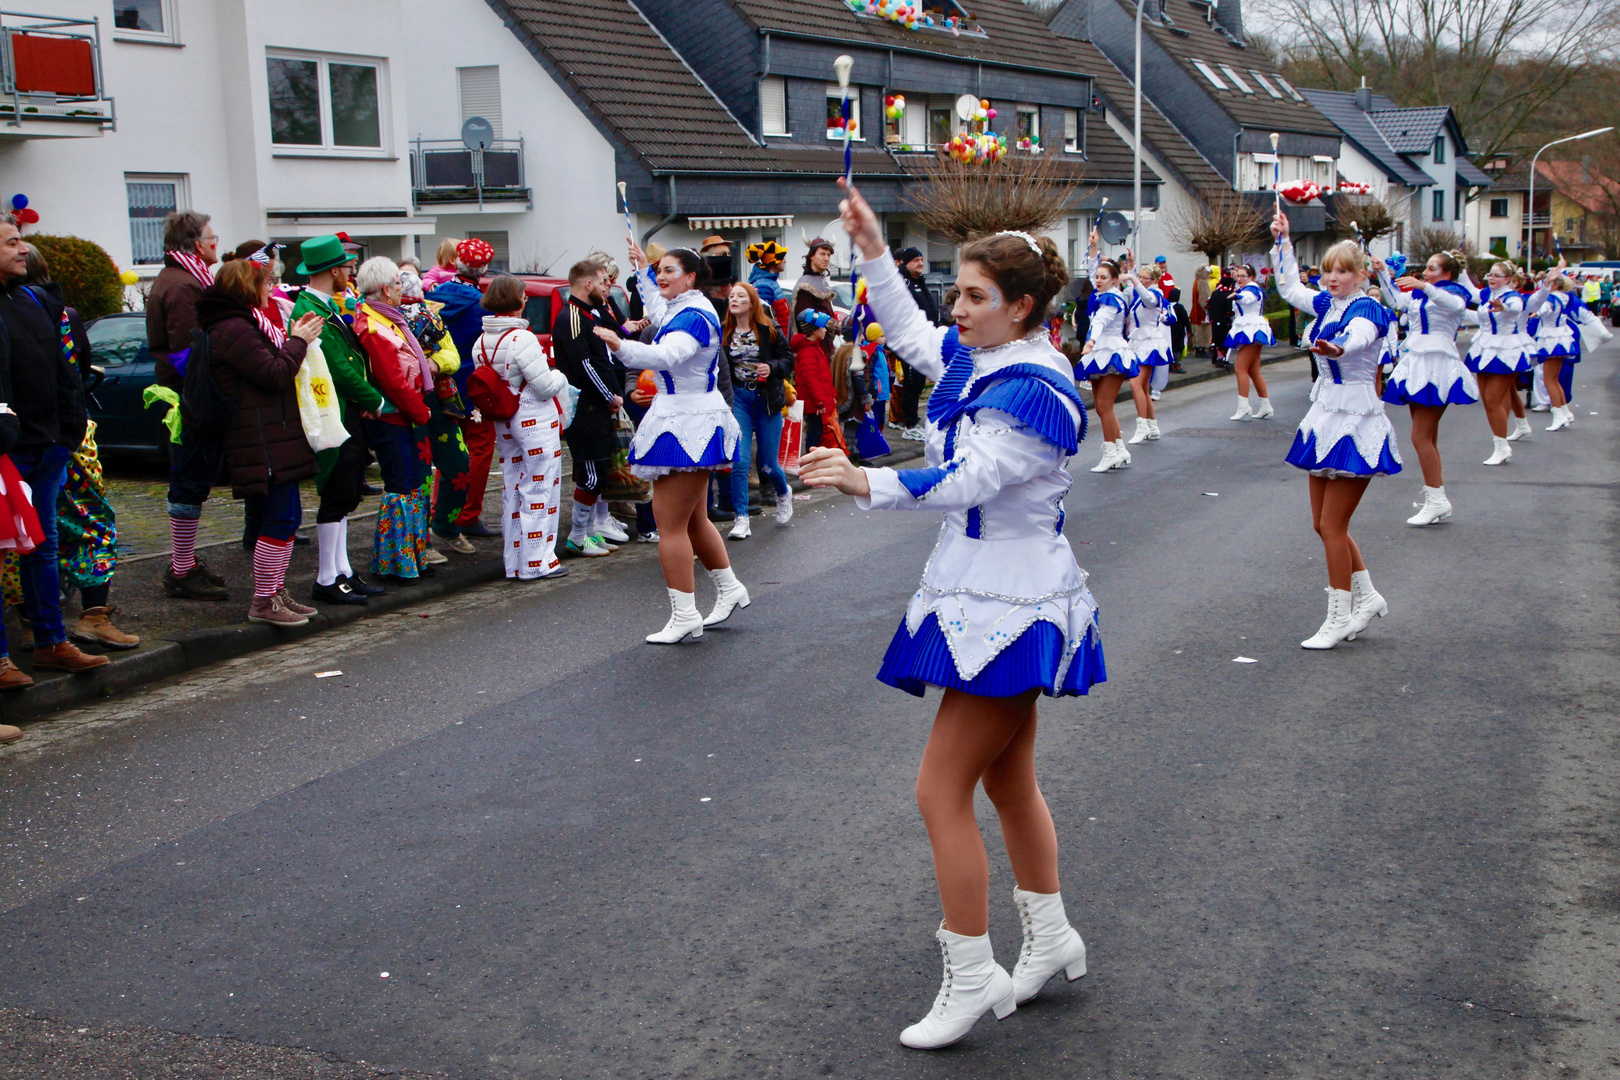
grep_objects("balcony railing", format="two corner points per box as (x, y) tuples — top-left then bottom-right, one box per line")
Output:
(410, 136), (529, 209)
(1521, 212), (1551, 226)
(0, 10), (116, 133)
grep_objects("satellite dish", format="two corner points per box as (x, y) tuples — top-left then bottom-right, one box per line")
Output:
(1097, 209), (1131, 245)
(822, 219), (852, 273)
(460, 116), (495, 152)
(955, 93), (979, 122)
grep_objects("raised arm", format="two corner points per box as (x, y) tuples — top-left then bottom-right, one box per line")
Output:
(1418, 280), (1467, 312)
(855, 250), (950, 381)
(1374, 264), (1411, 311)
(636, 266), (667, 325)
(1127, 275), (1162, 311)
(1273, 238), (1320, 314)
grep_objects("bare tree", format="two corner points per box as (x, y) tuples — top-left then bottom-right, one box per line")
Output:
(906, 151), (1084, 245)
(1248, 0), (1620, 158)
(1407, 223), (1471, 263)
(1164, 192), (1270, 263)
(1329, 193), (1398, 244)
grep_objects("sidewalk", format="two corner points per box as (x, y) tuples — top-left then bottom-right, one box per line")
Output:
(3, 345), (1302, 722)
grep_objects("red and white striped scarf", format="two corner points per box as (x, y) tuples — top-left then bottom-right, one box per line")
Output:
(171, 249), (284, 348)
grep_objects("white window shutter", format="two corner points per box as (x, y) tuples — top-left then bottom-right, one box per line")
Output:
(458, 66), (502, 139)
(761, 76), (787, 136)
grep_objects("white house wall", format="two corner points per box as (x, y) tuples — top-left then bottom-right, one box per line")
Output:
(1331, 141), (1416, 259)
(401, 1), (622, 275)
(1100, 109), (1220, 290)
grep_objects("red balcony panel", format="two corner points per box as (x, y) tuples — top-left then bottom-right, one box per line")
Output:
(12, 34), (97, 96)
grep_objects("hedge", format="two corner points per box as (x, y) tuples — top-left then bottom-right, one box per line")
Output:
(25, 234), (123, 319)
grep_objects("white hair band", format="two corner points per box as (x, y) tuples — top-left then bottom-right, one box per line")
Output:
(996, 230), (1042, 255)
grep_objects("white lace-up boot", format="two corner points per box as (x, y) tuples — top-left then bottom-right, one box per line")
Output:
(1346, 570), (1388, 638)
(646, 588), (703, 644)
(1546, 405), (1574, 431)
(1300, 588), (1355, 650)
(899, 924), (1017, 1050)
(1251, 397), (1275, 419)
(1127, 416), (1151, 444)
(1115, 439), (1132, 467)
(1506, 416), (1533, 441)
(1145, 418), (1162, 440)
(1010, 888), (1087, 1004)
(1089, 442), (1120, 473)
(1405, 486), (1452, 527)
(1482, 436), (1512, 466)
(1230, 398), (1253, 421)
(702, 566), (750, 626)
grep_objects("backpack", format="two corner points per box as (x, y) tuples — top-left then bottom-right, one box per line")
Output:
(180, 325), (242, 442)
(466, 328), (524, 421)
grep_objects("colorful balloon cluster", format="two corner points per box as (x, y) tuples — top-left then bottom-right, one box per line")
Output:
(1384, 252), (1408, 279)
(947, 131), (1007, 164)
(1016, 134), (1042, 151)
(1275, 179), (1322, 204)
(1334, 179), (1372, 195)
(828, 112), (858, 137)
(8, 193), (38, 226)
(885, 94), (906, 122)
(843, 0), (966, 30)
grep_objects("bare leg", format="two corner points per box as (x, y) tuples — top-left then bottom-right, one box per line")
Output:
(1308, 474), (1372, 590)
(1408, 404), (1445, 487)
(1478, 373), (1510, 437)
(980, 703), (1061, 894)
(1129, 369), (1155, 420)
(1236, 343), (1267, 398)
(915, 688), (1048, 936)
(1544, 357), (1567, 408)
(1091, 374), (1125, 442)
(1506, 376), (1525, 420)
(651, 471), (728, 591)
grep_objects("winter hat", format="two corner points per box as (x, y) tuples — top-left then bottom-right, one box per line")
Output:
(894, 246), (923, 265)
(456, 237), (495, 269)
(746, 240), (788, 268)
(803, 237), (834, 272)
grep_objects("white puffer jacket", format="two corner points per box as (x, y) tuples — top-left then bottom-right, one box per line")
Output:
(476, 315), (570, 411)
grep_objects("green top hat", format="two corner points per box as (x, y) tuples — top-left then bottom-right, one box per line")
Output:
(296, 234), (358, 276)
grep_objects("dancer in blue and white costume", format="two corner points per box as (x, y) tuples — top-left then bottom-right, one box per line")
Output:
(801, 179), (1097, 1051)
(1123, 256), (1173, 446)
(1077, 228), (1137, 472)
(1460, 260), (1545, 463)
(1375, 250), (1475, 526)
(1271, 208), (1400, 649)
(595, 244), (746, 643)
(1531, 262), (1580, 432)
(1225, 263), (1276, 421)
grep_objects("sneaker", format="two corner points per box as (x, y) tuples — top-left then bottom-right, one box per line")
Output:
(590, 534), (620, 552)
(423, 547), (449, 566)
(440, 535), (476, 555)
(775, 496), (794, 526)
(564, 536), (612, 558)
(1148, 389), (1162, 400)
(70, 606), (140, 651)
(637, 530), (660, 543)
(728, 516), (752, 540)
(163, 564), (228, 601)
(193, 558), (226, 586)
(276, 589), (318, 617)
(597, 517), (631, 543)
(247, 594), (309, 627)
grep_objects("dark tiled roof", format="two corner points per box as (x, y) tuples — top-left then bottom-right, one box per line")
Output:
(1298, 88), (1435, 187)
(492, 0), (785, 174)
(1063, 36), (1229, 195)
(729, 0), (1100, 77)
(1122, 0), (1340, 137)
(1368, 106), (1452, 153)
(1455, 157), (1494, 188)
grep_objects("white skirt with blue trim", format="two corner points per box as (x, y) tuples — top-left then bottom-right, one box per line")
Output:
(1382, 343), (1479, 407)
(1078, 336), (1139, 378)
(1285, 379), (1403, 478)
(628, 389), (740, 481)
(1225, 313), (1276, 348)
(1535, 326), (1577, 362)
(1465, 332), (1532, 374)
(1130, 328), (1173, 367)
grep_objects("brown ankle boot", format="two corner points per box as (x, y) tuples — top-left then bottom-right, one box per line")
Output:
(0, 657), (34, 690)
(71, 606), (141, 651)
(33, 642), (111, 672)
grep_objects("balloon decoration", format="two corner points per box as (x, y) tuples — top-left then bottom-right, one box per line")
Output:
(1334, 179), (1372, 195)
(1017, 134), (1041, 151)
(119, 269), (140, 286)
(947, 131), (1007, 163)
(8, 193), (39, 225)
(1384, 252), (1408, 279)
(1276, 179), (1322, 204)
(827, 113), (859, 138)
(843, 0), (971, 31)
(885, 94), (906, 122)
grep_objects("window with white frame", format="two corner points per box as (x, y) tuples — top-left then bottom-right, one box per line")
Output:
(826, 86), (861, 140)
(1249, 71), (1282, 98)
(267, 50), (386, 152)
(1313, 155), (1335, 188)
(1432, 189), (1445, 221)
(1063, 108), (1079, 152)
(126, 173), (187, 265)
(1432, 136), (1445, 163)
(1219, 65), (1254, 93)
(458, 66), (502, 139)
(1490, 197), (1509, 218)
(1190, 59), (1227, 90)
(113, 0), (178, 43)
(1017, 105), (1039, 146)
(761, 76), (787, 136)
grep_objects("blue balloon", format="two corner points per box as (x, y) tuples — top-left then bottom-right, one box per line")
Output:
(10, 194), (26, 210)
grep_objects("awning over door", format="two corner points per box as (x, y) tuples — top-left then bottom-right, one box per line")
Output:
(687, 215), (794, 230)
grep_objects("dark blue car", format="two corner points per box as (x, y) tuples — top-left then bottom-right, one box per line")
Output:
(83, 311), (170, 457)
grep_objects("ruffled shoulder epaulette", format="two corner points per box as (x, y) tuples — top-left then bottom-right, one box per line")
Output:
(1088, 290), (1124, 315)
(1312, 291), (1334, 318)
(925, 327), (975, 427)
(960, 362), (1087, 453)
(1344, 296), (1391, 333)
(1433, 280), (1472, 303)
(657, 305), (719, 347)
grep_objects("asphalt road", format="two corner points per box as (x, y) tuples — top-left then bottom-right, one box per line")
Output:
(3, 350), (1618, 1079)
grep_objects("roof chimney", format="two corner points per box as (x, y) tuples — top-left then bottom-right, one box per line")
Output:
(1213, 0), (1244, 40)
(1352, 75), (1372, 112)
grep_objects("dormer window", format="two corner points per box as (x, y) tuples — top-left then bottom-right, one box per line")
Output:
(1191, 59), (1227, 90)
(1220, 65), (1253, 93)
(1249, 71), (1282, 98)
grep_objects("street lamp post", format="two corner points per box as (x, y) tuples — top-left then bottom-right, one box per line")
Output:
(1525, 126), (1614, 264)
(1131, 0), (1145, 256)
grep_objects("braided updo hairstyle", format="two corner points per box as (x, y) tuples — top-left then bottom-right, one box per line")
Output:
(958, 232), (1070, 333)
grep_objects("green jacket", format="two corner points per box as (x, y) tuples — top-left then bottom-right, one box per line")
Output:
(289, 287), (384, 426)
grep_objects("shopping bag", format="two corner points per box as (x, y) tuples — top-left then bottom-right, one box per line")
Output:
(294, 337), (350, 452)
(778, 399), (804, 475)
(855, 412), (891, 459)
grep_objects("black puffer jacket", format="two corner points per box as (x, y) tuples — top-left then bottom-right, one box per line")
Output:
(195, 288), (314, 497)
(720, 320), (794, 414)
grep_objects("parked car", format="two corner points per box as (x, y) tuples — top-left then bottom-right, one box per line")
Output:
(83, 311), (169, 458)
(474, 274), (568, 355)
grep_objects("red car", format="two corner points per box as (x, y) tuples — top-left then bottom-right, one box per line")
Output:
(474, 275), (636, 358)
